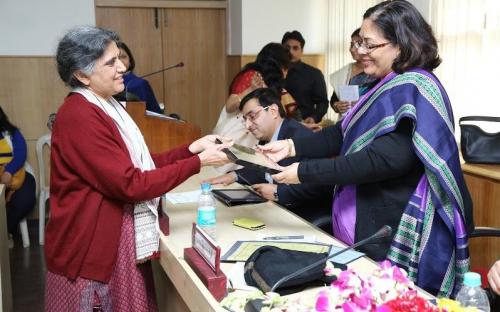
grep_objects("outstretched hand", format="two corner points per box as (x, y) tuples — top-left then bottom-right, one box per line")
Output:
(202, 172), (237, 186)
(197, 142), (232, 167)
(256, 140), (293, 163)
(252, 183), (277, 201)
(189, 134), (233, 154)
(271, 162), (300, 184)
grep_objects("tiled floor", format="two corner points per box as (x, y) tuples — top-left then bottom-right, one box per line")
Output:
(9, 221), (46, 311)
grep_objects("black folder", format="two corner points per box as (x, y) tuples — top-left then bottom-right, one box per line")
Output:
(221, 144), (281, 175)
(212, 189), (267, 206)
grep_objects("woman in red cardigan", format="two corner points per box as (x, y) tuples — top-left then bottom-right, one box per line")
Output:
(45, 26), (231, 312)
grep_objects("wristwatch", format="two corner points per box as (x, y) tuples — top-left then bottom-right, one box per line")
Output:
(273, 190), (279, 201)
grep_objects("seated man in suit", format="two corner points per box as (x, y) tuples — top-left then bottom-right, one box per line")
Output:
(207, 88), (333, 224)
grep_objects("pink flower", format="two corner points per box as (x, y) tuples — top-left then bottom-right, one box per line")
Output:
(342, 301), (358, 312)
(375, 305), (392, 312)
(391, 266), (408, 284)
(380, 260), (392, 270)
(315, 290), (330, 312)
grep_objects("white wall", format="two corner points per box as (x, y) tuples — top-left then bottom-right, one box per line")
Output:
(407, 0), (431, 22)
(0, 0), (95, 56)
(228, 0), (328, 55)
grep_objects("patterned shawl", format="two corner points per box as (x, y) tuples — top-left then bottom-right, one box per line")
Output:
(339, 69), (469, 297)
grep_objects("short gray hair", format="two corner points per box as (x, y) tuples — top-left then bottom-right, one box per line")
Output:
(56, 25), (120, 88)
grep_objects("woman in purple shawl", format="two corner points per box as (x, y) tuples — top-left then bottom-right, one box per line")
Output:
(259, 0), (473, 298)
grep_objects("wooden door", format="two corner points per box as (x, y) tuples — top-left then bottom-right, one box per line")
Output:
(162, 8), (227, 135)
(96, 7), (165, 102)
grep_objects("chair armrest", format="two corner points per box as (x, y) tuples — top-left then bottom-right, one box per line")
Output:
(469, 226), (500, 238)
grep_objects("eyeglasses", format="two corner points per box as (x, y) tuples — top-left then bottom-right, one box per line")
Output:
(240, 106), (271, 123)
(353, 40), (391, 53)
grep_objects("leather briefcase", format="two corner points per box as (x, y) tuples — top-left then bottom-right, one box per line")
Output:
(459, 116), (500, 164)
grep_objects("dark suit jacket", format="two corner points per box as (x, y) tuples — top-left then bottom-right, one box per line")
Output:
(236, 118), (334, 222)
(294, 119), (473, 261)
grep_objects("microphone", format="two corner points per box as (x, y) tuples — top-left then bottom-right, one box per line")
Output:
(139, 62), (184, 79)
(269, 225), (393, 292)
(124, 62), (184, 102)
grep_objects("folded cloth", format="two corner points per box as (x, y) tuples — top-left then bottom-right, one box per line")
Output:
(244, 246), (333, 295)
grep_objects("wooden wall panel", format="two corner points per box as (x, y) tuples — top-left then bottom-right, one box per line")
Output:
(463, 165), (500, 271)
(0, 57), (64, 218)
(162, 8), (227, 135)
(96, 7), (165, 104)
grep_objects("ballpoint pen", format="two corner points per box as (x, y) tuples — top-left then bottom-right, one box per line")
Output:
(262, 235), (305, 240)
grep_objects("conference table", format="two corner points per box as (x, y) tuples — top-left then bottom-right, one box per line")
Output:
(154, 167), (387, 312)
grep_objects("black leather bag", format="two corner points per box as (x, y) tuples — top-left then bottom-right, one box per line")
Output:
(243, 246), (333, 295)
(459, 116), (500, 164)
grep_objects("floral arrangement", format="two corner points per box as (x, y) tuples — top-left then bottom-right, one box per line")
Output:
(221, 261), (478, 312)
(315, 260), (418, 311)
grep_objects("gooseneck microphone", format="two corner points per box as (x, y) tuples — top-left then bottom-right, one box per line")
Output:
(124, 62), (184, 102)
(139, 62), (184, 79)
(269, 225), (393, 292)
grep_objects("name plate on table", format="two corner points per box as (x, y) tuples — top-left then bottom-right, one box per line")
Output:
(184, 223), (227, 301)
(192, 223), (221, 273)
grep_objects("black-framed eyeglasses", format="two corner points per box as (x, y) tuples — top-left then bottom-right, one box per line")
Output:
(354, 40), (391, 53)
(240, 106), (271, 123)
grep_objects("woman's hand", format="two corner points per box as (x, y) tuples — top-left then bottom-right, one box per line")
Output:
(302, 122), (322, 132)
(252, 183), (277, 201)
(1, 171), (12, 187)
(257, 139), (294, 163)
(225, 72), (266, 114)
(332, 101), (351, 114)
(271, 162), (300, 184)
(189, 135), (232, 154)
(250, 72), (265, 89)
(202, 172), (237, 186)
(488, 259), (500, 295)
(197, 144), (231, 167)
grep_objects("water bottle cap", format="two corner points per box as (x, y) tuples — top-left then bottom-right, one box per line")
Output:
(463, 272), (482, 287)
(201, 182), (211, 191)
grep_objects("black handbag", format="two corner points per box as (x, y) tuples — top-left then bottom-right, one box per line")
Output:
(243, 246), (333, 295)
(459, 116), (500, 164)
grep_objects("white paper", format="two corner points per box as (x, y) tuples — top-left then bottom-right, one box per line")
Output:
(328, 245), (364, 264)
(338, 85), (359, 102)
(164, 190), (201, 204)
(227, 262), (258, 291)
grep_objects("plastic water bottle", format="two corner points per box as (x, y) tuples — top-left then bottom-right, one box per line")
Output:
(456, 272), (490, 312)
(197, 183), (216, 240)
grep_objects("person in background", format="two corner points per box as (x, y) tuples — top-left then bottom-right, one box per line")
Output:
(207, 88), (332, 223)
(115, 41), (163, 114)
(46, 26), (230, 311)
(259, 0), (473, 298)
(282, 30), (328, 125)
(329, 28), (378, 120)
(0, 106), (36, 248)
(212, 42), (292, 172)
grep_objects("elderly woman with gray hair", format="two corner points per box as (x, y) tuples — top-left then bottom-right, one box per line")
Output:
(44, 26), (231, 311)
